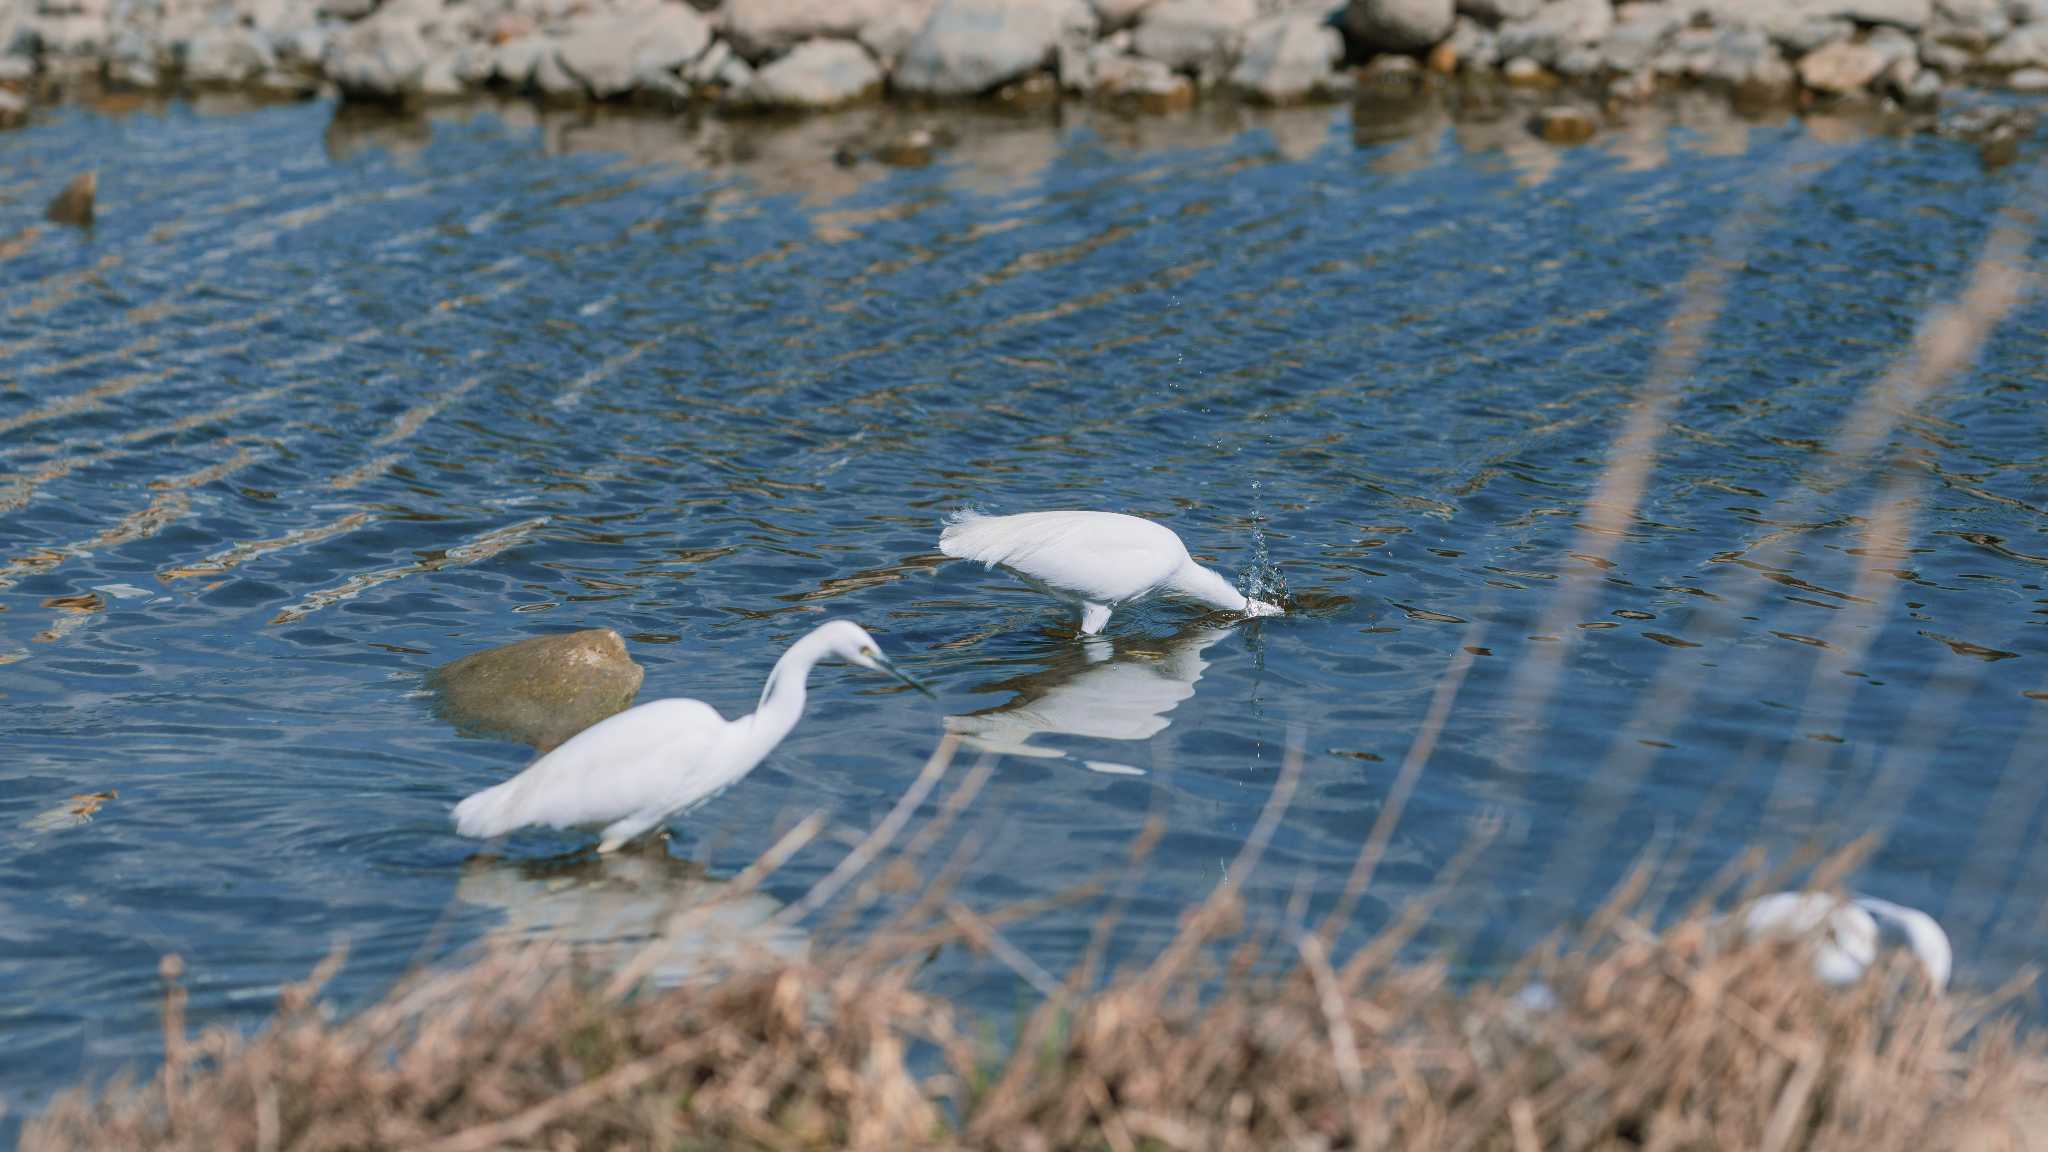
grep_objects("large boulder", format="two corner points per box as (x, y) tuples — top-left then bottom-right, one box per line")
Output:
(1133, 0), (1258, 71)
(557, 0), (710, 96)
(894, 0), (1097, 95)
(428, 629), (645, 753)
(1345, 0), (1454, 51)
(720, 0), (896, 57)
(745, 36), (882, 105)
(1229, 10), (1343, 99)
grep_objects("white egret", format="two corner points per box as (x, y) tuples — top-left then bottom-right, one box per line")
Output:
(1743, 892), (1952, 992)
(452, 620), (930, 853)
(938, 510), (1282, 635)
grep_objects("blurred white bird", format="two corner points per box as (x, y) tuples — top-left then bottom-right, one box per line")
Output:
(1743, 891), (1953, 992)
(452, 620), (930, 853)
(938, 510), (1282, 635)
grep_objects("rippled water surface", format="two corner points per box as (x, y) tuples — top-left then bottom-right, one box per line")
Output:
(3, 92), (2045, 1128)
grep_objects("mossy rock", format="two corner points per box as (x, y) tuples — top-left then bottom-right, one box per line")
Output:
(429, 629), (644, 752)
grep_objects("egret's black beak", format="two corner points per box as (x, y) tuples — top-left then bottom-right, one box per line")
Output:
(872, 653), (935, 698)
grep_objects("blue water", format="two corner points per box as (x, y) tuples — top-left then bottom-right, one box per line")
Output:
(2, 92), (2044, 1130)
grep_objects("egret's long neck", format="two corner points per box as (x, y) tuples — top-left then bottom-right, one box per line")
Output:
(1167, 560), (1251, 613)
(741, 630), (832, 756)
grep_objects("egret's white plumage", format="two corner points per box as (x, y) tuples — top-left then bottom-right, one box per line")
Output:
(938, 510), (1281, 635)
(452, 620), (927, 853)
(1743, 892), (1952, 992)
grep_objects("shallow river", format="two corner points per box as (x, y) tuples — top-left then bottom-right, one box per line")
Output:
(2, 90), (2044, 1130)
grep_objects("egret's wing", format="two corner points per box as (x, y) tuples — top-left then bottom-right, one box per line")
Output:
(939, 511), (1185, 604)
(480, 698), (727, 833)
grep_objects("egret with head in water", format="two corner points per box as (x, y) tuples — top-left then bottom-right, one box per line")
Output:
(938, 510), (1282, 635)
(453, 620), (930, 853)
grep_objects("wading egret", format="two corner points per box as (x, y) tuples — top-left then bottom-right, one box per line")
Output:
(452, 620), (930, 853)
(1744, 892), (1953, 992)
(938, 510), (1282, 635)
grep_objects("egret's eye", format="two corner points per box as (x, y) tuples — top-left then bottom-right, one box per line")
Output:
(860, 646), (876, 659)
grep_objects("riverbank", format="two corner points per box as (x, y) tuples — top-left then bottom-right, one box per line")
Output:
(23, 858), (2044, 1151)
(4, 0), (2048, 133)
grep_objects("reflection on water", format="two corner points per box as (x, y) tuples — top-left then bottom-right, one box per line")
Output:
(2, 84), (2044, 1135)
(455, 843), (805, 986)
(946, 625), (1233, 761)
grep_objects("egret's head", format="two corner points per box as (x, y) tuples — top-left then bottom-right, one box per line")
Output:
(816, 620), (934, 697)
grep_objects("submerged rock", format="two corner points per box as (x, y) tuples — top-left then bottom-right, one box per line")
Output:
(895, 0), (1096, 95)
(430, 628), (645, 753)
(745, 37), (883, 106)
(1532, 102), (1597, 142)
(46, 171), (94, 226)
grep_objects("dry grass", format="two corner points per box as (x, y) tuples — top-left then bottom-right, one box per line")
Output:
(24, 835), (2048, 1152)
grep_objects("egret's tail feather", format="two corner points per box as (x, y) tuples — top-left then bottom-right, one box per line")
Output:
(937, 509), (1004, 564)
(452, 780), (523, 840)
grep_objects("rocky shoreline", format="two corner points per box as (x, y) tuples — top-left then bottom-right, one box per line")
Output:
(1, 0), (2046, 134)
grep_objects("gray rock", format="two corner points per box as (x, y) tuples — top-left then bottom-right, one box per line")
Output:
(1930, 0), (2007, 44)
(1447, 13), (1499, 65)
(274, 23), (328, 65)
(1919, 30), (1971, 65)
(1597, 4), (1678, 71)
(1345, 0), (1454, 51)
(451, 40), (494, 84)
(745, 36), (880, 104)
(0, 53), (30, 82)
(1829, 0), (1930, 27)
(714, 51), (753, 87)
(720, 0), (894, 57)
(28, 13), (111, 55)
(1134, 0), (1257, 72)
(1771, 17), (1853, 53)
(2009, 60), (2048, 82)
(1902, 61), (1942, 101)
(429, 629), (645, 754)
(1797, 36), (1888, 89)
(1694, 23), (1780, 83)
(1229, 9), (1342, 98)
(183, 24), (275, 84)
(1457, 0), (1538, 22)
(685, 35), (732, 82)
(859, 0), (935, 62)
(532, 40), (584, 97)
(895, 0), (1097, 96)
(1866, 22), (1919, 61)
(1496, 0), (1611, 66)
(318, 0), (378, 18)
(419, 47), (461, 94)
(1988, 22), (2048, 62)
(1093, 0), (1163, 27)
(493, 34), (546, 85)
(1091, 48), (1194, 104)
(325, 6), (432, 97)
(0, 88), (26, 129)
(2012, 0), (2048, 24)
(558, 2), (710, 97)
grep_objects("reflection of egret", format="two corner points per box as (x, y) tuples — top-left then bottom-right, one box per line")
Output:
(455, 843), (805, 986)
(945, 625), (1235, 761)
(939, 510), (1281, 635)
(454, 620), (930, 853)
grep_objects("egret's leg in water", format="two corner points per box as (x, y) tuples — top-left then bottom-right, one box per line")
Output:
(598, 811), (666, 854)
(1079, 602), (1112, 635)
